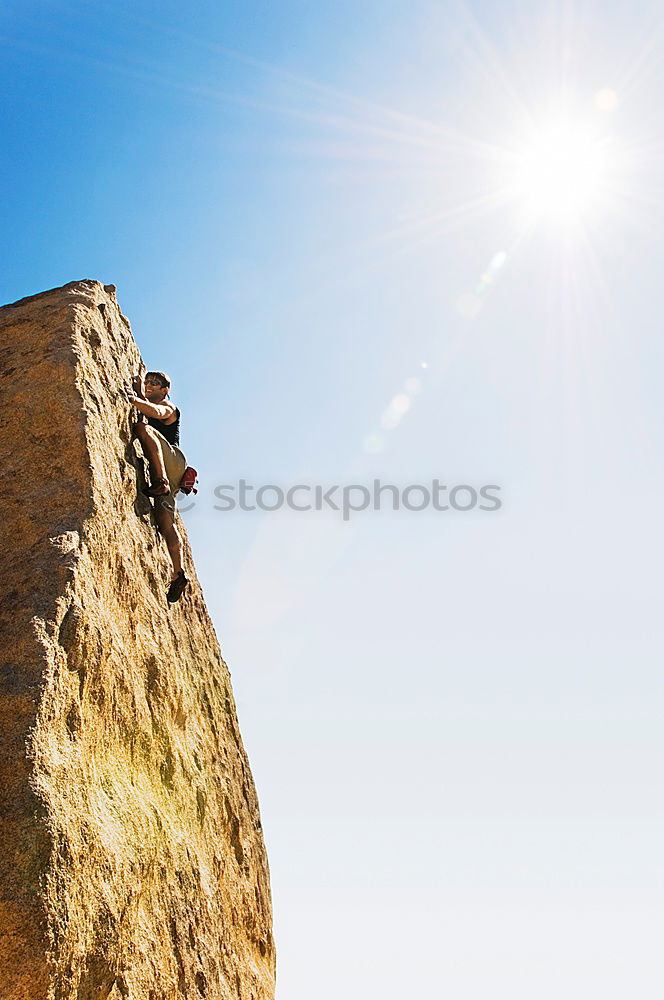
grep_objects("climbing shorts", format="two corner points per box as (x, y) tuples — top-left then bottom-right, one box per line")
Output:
(151, 428), (187, 515)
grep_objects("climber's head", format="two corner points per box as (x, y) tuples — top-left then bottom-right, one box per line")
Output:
(145, 370), (171, 402)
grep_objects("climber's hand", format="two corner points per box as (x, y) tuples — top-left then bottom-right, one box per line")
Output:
(122, 384), (138, 404)
(132, 374), (145, 397)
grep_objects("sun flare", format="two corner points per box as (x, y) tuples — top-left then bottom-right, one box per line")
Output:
(513, 121), (611, 223)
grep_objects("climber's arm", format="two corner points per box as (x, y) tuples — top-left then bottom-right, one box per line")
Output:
(128, 396), (176, 421)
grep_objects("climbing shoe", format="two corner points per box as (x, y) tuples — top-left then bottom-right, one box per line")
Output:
(167, 571), (189, 604)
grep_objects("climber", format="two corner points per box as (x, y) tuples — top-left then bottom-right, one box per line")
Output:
(126, 371), (189, 604)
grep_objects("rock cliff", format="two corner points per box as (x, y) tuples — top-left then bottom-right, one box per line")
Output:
(0, 281), (275, 1000)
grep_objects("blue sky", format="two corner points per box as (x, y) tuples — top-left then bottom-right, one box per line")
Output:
(3, 2), (664, 997)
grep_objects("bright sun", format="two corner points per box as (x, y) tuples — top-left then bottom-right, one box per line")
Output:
(513, 121), (611, 223)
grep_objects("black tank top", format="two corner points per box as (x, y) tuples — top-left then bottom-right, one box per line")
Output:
(148, 407), (180, 446)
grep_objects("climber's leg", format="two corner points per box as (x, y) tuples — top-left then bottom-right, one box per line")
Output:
(137, 425), (188, 600)
(134, 421), (168, 488)
(154, 504), (183, 581)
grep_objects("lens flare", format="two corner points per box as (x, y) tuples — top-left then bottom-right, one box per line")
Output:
(594, 88), (619, 113)
(404, 376), (422, 394)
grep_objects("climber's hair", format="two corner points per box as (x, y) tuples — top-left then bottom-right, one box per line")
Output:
(145, 370), (171, 391)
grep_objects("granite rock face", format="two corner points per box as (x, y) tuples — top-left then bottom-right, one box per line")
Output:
(0, 281), (275, 1000)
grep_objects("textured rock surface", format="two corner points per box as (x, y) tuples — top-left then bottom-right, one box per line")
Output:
(0, 281), (275, 1000)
